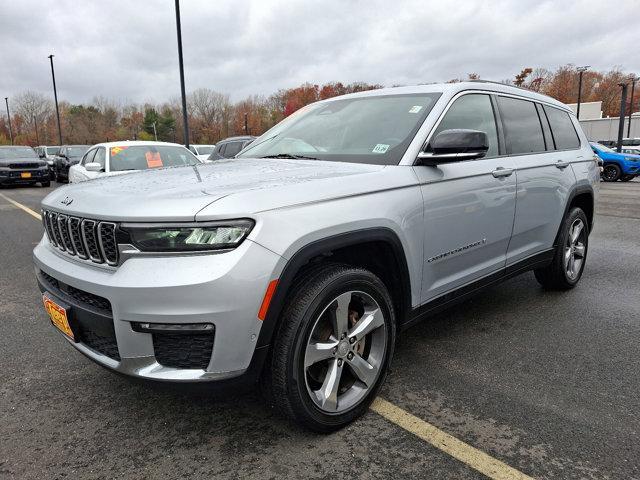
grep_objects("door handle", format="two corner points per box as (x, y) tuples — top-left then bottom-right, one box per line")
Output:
(492, 167), (514, 178)
(555, 160), (570, 169)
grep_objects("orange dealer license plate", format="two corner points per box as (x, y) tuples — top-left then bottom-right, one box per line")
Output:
(21, 172), (32, 178)
(43, 293), (74, 340)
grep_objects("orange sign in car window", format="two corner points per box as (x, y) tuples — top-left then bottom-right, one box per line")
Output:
(145, 151), (163, 168)
(110, 146), (128, 156)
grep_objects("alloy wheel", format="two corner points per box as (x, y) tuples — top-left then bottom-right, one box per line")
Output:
(303, 290), (387, 414)
(564, 218), (586, 280)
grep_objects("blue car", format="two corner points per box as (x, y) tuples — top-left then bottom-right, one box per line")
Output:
(590, 142), (640, 182)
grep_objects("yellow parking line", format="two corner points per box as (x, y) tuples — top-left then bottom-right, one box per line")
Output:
(0, 192), (42, 221)
(371, 398), (535, 480)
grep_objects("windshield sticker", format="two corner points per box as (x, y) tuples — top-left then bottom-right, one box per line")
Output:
(408, 105), (423, 113)
(372, 144), (390, 154)
(145, 151), (163, 168)
(110, 146), (128, 156)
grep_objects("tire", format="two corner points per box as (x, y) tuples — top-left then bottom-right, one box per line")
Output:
(534, 207), (589, 290)
(601, 163), (621, 182)
(41, 181), (50, 188)
(264, 263), (396, 432)
(620, 174), (635, 182)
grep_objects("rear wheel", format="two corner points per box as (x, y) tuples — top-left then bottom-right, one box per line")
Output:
(602, 164), (621, 182)
(265, 264), (396, 432)
(534, 207), (589, 290)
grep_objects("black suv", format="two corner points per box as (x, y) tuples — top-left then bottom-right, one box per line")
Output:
(0, 146), (50, 187)
(207, 136), (255, 160)
(54, 145), (90, 182)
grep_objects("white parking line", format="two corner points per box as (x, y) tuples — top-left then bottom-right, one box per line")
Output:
(371, 398), (535, 480)
(0, 192), (42, 221)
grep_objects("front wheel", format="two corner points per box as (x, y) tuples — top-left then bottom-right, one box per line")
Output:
(266, 264), (396, 432)
(534, 207), (589, 290)
(602, 164), (621, 182)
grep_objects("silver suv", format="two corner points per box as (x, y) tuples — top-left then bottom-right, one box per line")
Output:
(34, 82), (599, 431)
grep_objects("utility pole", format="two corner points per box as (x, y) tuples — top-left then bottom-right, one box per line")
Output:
(628, 76), (637, 138)
(48, 55), (63, 145)
(244, 112), (248, 135)
(174, 0), (190, 148)
(576, 66), (589, 120)
(152, 121), (158, 141)
(33, 116), (40, 145)
(616, 82), (628, 153)
(4, 97), (13, 144)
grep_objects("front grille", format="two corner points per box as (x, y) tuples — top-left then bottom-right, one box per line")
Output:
(153, 333), (214, 369)
(42, 209), (118, 265)
(77, 328), (121, 361)
(9, 162), (41, 169)
(39, 270), (112, 315)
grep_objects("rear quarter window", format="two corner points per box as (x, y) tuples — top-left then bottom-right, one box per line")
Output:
(543, 106), (581, 150)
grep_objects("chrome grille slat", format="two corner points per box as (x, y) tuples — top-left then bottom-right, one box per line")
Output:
(42, 209), (120, 266)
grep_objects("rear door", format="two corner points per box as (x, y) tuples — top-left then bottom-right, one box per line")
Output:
(500, 97), (577, 265)
(413, 92), (517, 302)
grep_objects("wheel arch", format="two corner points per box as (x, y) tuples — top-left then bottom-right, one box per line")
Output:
(256, 228), (412, 348)
(555, 184), (594, 245)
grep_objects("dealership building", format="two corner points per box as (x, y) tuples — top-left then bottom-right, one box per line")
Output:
(567, 101), (640, 141)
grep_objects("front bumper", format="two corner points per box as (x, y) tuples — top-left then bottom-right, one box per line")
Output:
(33, 236), (283, 382)
(0, 169), (49, 185)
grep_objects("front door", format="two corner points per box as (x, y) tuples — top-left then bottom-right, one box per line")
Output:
(413, 93), (517, 303)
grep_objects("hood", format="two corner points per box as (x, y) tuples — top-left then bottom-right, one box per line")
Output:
(0, 157), (46, 168)
(41, 158), (403, 221)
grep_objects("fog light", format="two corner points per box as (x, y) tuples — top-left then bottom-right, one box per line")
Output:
(131, 322), (214, 334)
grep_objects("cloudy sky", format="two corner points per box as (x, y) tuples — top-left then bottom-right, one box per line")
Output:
(1, 0), (638, 105)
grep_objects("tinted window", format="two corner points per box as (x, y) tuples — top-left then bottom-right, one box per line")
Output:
(223, 141), (244, 158)
(544, 106), (580, 150)
(431, 94), (499, 158)
(497, 96), (546, 154)
(93, 148), (106, 169)
(536, 104), (554, 150)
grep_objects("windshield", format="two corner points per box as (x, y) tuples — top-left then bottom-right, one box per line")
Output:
(109, 145), (200, 172)
(195, 146), (214, 155)
(46, 147), (60, 155)
(238, 93), (441, 165)
(0, 147), (38, 159)
(67, 146), (89, 157)
(591, 142), (615, 153)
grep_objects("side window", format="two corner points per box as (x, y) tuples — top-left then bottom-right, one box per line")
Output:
(81, 149), (96, 165)
(218, 143), (227, 157)
(543, 106), (581, 150)
(535, 104), (555, 150)
(431, 94), (499, 158)
(497, 96), (546, 154)
(224, 141), (244, 158)
(93, 148), (106, 169)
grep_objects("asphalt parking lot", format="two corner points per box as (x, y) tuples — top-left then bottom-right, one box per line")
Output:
(1, 179), (639, 480)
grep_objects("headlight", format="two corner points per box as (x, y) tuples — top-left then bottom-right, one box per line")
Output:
(122, 220), (254, 252)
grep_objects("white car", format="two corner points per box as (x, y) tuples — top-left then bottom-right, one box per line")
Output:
(189, 144), (216, 162)
(68, 141), (202, 183)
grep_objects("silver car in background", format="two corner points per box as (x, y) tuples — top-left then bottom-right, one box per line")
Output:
(33, 82), (599, 431)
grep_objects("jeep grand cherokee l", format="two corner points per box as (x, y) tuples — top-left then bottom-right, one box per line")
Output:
(0, 146), (50, 187)
(34, 82), (599, 431)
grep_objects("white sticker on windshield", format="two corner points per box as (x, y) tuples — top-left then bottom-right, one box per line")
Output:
(372, 144), (390, 154)
(408, 105), (423, 113)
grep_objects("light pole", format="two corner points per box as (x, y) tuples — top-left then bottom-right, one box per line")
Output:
(4, 97), (13, 145)
(174, 0), (190, 148)
(152, 121), (158, 141)
(244, 112), (248, 135)
(33, 115), (40, 145)
(616, 82), (628, 153)
(576, 65), (590, 120)
(628, 76), (637, 138)
(48, 55), (63, 145)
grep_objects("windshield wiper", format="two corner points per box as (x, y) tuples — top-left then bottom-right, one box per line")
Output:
(260, 153), (319, 160)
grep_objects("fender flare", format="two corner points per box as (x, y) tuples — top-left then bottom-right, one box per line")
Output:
(553, 183), (595, 247)
(256, 227), (412, 348)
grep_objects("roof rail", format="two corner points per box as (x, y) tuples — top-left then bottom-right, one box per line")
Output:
(466, 79), (537, 93)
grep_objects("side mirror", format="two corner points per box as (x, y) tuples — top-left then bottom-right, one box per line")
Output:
(417, 129), (489, 166)
(85, 162), (102, 172)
